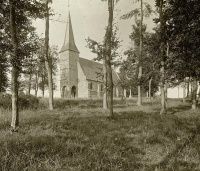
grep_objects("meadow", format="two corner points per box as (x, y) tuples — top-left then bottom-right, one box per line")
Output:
(0, 98), (200, 171)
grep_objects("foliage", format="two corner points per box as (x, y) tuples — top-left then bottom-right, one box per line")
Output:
(0, 50), (9, 92)
(21, 38), (58, 95)
(0, 93), (39, 110)
(121, 1), (153, 19)
(86, 24), (122, 67)
(122, 24), (160, 94)
(0, 0), (45, 71)
(165, 0), (200, 81)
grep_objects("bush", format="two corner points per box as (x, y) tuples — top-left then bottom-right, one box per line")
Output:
(0, 93), (12, 109)
(0, 93), (39, 110)
(19, 94), (39, 110)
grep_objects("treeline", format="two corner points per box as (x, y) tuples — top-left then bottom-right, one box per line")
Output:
(0, 0), (57, 131)
(119, 0), (200, 113)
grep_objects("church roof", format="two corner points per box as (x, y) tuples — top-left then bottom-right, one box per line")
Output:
(79, 57), (120, 85)
(60, 12), (79, 53)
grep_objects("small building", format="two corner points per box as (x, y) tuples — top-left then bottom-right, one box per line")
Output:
(59, 12), (124, 98)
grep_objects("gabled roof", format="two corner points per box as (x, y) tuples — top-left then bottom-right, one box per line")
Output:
(79, 57), (120, 85)
(60, 12), (79, 53)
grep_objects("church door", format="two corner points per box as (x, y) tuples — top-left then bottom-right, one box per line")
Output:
(71, 86), (76, 98)
(62, 86), (70, 98)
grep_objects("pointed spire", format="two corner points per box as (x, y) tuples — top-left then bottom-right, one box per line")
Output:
(60, 11), (79, 53)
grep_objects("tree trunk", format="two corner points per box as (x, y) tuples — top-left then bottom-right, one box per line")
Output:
(44, 0), (53, 110)
(190, 78), (193, 101)
(183, 80), (186, 103)
(186, 78), (190, 98)
(9, 0), (19, 132)
(104, 0), (114, 117)
(137, 0), (143, 106)
(35, 72), (38, 97)
(41, 75), (45, 97)
(159, 0), (166, 115)
(164, 84), (167, 102)
(129, 86), (132, 98)
(149, 77), (152, 101)
(28, 73), (32, 95)
(28, 53), (34, 95)
(103, 59), (108, 109)
(191, 77), (197, 109)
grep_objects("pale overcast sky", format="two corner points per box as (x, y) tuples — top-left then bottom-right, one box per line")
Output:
(34, 0), (156, 60)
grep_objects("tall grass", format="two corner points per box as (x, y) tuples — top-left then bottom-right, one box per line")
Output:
(0, 98), (200, 170)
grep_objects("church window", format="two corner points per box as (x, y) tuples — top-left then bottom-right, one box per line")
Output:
(88, 82), (93, 90)
(100, 84), (103, 91)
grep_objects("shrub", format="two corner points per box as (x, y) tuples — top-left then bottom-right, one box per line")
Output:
(18, 94), (39, 110)
(0, 93), (12, 109)
(0, 93), (39, 110)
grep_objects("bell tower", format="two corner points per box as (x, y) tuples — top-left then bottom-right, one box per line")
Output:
(59, 11), (79, 98)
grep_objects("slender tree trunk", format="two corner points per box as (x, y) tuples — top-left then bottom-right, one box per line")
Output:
(183, 79), (186, 103)
(186, 79), (190, 98)
(191, 82), (193, 101)
(35, 72), (38, 97)
(164, 42), (169, 102)
(137, 0), (143, 106)
(103, 59), (108, 109)
(129, 86), (132, 98)
(191, 77), (197, 109)
(159, 0), (166, 115)
(104, 0), (114, 117)
(9, 0), (19, 132)
(44, 0), (53, 110)
(28, 73), (32, 95)
(28, 53), (34, 95)
(149, 77), (152, 101)
(164, 84), (167, 101)
(41, 75), (45, 97)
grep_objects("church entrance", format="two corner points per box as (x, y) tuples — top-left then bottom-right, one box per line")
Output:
(62, 86), (69, 98)
(71, 86), (76, 98)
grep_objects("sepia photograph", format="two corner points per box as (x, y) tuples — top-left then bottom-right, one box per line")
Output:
(0, 0), (200, 170)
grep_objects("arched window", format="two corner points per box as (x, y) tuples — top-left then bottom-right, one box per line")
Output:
(88, 82), (93, 90)
(100, 84), (103, 91)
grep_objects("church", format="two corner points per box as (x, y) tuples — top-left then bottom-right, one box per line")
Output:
(59, 12), (124, 98)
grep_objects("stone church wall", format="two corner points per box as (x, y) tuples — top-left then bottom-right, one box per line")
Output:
(78, 62), (88, 98)
(88, 81), (103, 98)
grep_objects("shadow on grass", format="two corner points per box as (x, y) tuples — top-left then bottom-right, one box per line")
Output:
(150, 127), (199, 170)
(167, 104), (191, 115)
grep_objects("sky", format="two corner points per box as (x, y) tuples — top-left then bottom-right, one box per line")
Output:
(33, 0), (156, 97)
(34, 0), (156, 60)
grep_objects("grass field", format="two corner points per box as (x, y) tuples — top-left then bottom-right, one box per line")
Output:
(0, 98), (200, 171)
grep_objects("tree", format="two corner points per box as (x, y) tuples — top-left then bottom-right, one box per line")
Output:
(36, 44), (58, 97)
(44, 0), (53, 110)
(163, 0), (200, 109)
(121, 0), (153, 106)
(123, 29), (160, 100)
(86, 25), (121, 109)
(104, 0), (115, 117)
(0, 0), (45, 131)
(9, 0), (20, 131)
(155, 0), (167, 114)
(21, 40), (58, 97)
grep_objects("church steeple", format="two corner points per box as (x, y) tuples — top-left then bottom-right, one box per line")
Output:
(60, 12), (79, 53)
